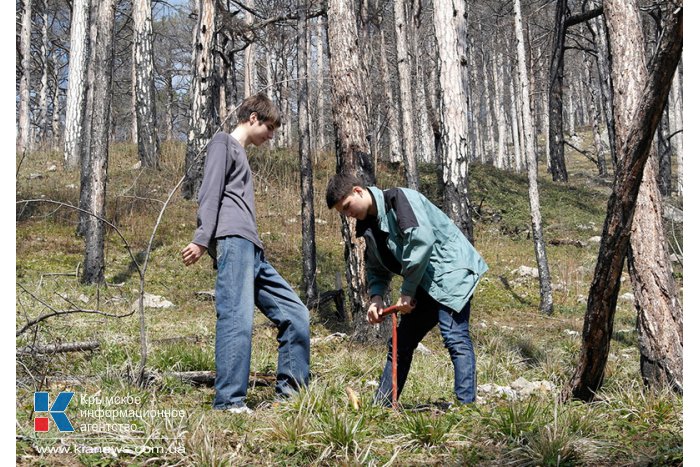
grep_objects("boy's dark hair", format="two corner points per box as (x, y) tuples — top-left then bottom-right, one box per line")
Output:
(325, 173), (365, 209)
(237, 93), (282, 128)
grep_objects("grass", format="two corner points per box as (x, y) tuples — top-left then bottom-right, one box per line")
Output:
(15, 139), (683, 465)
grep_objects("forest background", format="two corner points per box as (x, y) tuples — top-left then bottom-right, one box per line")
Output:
(8, 1), (692, 466)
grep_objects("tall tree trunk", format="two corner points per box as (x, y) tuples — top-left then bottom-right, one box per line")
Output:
(64, 0), (91, 169)
(481, 37), (496, 164)
(669, 64), (682, 196)
(164, 68), (174, 141)
(564, 1), (682, 402)
(134, 0), (161, 168)
(297, 0), (318, 304)
(566, 78), (576, 136)
(585, 54), (608, 176)
(493, 51), (507, 170)
(379, 30), (401, 164)
(82, 0), (117, 284)
(38, 0), (50, 145)
(433, 0), (473, 240)
(657, 106), (672, 196)
(50, 53), (61, 149)
(182, 0), (216, 200)
(509, 76), (522, 172)
(315, 18), (327, 155)
(18, 0), (33, 155)
(589, 14), (617, 167)
(393, 0), (418, 189)
(131, 41), (138, 144)
(78, 4), (97, 238)
(607, 1), (682, 392)
(243, 0), (255, 97)
(514, 0), (554, 315)
(412, 2), (433, 165)
(548, 0), (569, 182)
(327, 0), (374, 323)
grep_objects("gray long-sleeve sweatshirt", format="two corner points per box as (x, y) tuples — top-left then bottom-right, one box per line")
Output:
(192, 132), (262, 254)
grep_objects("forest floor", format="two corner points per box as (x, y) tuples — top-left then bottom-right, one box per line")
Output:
(16, 137), (683, 465)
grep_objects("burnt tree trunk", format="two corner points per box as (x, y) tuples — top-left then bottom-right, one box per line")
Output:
(432, 0), (473, 241)
(133, 0), (161, 168)
(326, 0), (374, 325)
(563, 1), (682, 402)
(82, 0), (117, 284)
(297, 0), (318, 304)
(182, 0), (216, 200)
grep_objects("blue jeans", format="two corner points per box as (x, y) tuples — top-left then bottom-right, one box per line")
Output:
(375, 288), (476, 405)
(213, 236), (310, 410)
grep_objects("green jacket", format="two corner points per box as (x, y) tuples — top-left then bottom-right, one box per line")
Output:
(359, 186), (488, 313)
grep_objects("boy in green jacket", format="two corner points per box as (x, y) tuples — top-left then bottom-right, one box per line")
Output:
(326, 173), (488, 405)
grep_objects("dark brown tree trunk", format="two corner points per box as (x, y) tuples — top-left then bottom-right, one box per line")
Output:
(548, 0), (568, 182)
(563, 1), (682, 402)
(77, 1), (97, 238)
(588, 14), (618, 168)
(82, 0), (117, 284)
(182, 0), (216, 200)
(297, 0), (318, 305)
(327, 0), (374, 323)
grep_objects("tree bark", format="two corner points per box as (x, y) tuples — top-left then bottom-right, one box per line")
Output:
(394, 0), (418, 189)
(297, 0), (318, 304)
(379, 30), (402, 164)
(514, 0), (554, 315)
(564, 1), (682, 402)
(657, 106), (672, 196)
(669, 65), (682, 196)
(493, 50), (507, 170)
(18, 0), (33, 155)
(412, 3), (434, 165)
(38, 0), (50, 144)
(589, 14), (617, 168)
(315, 18), (327, 155)
(327, 0), (373, 322)
(243, 0), (255, 97)
(182, 0), (216, 200)
(133, 0), (161, 168)
(585, 54), (608, 176)
(509, 75), (522, 172)
(82, 0), (117, 284)
(63, 0), (91, 169)
(606, 1), (682, 393)
(548, 0), (568, 182)
(432, 0), (473, 241)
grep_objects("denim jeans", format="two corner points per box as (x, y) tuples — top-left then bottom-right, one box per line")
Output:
(375, 287), (476, 405)
(213, 236), (310, 410)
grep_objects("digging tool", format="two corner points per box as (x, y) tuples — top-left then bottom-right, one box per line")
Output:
(378, 305), (401, 409)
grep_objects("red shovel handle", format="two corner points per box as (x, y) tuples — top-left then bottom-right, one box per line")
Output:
(378, 305), (401, 316)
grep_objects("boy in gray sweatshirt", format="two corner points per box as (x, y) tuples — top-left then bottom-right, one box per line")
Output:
(182, 94), (310, 414)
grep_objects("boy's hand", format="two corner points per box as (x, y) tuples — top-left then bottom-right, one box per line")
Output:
(182, 243), (206, 266)
(367, 295), (386, 324)
(394, 294), (416, 314)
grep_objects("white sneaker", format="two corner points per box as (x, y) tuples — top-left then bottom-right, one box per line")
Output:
(226, 405), (253, 415)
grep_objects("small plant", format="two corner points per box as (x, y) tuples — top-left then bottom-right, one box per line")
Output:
(509, 419), (607, 466)
(315, 408), (366, 453)
(152, 344), (213, 372)
(492, 399), (543, 441)
(399, 411), (456, 450)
